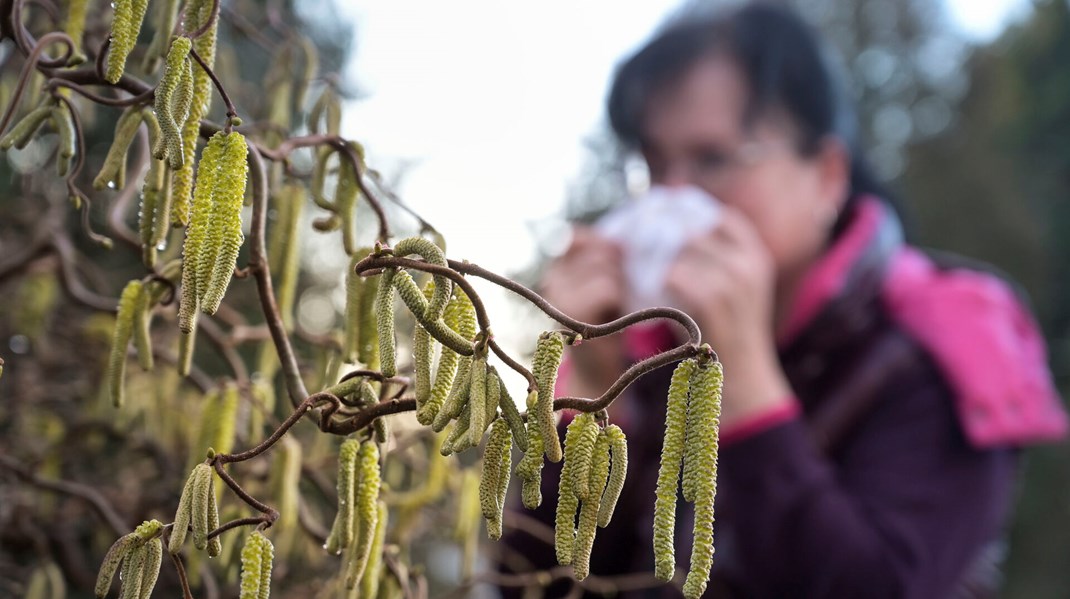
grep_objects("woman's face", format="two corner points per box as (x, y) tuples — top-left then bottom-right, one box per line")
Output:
(639, 54), (850, 283)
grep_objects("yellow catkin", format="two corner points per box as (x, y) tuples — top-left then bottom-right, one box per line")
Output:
(270, 184), (306, 331)
(96, 534), (137, 597)
(467, 356), (488, 447)
(200, 132), (249, 314)
(597, 425), (628, 528)
(358, 271), (381, 369)
(207, 474), (221, 557)
(139, 156), (168, 268)
(392, 270), (471, 352)
(534, 332), (565, 463)
(441, 403), (471, 456)
(190, 463), (216, 550)
(139, 537), (163, 599)
(239, 530), (266, 594)
(117, 543), (146, 599)
(188, 383), (239, 472)
(360, 501), (389, 599)
(391, 237), (451, 318)
(570, 413), (600, 502)
(50, 104), (75, 177)
(133, 280), (154, 370)
(0, 104), (51, 150)
(258, 533), (274, 599)
(63, 0), (89, 65)
(516, 390), (544, 509)
(653, 359), (696, 581)
(343, 248), (373, 363)
(108, 280), (143, 408)
(555, 412), (594, 565)
(554, 477), (579, 565)
(479, 419), (511, 539)
(94, 106), (143, 190)
(325, 439), (361, 555)
(141, 0), (181, 72)
(345, 441), (381, 589)
(454, 469), (481, 541)
(493, 370), (529, 452)
(484, 367), (502, 432)
(493, 419), (513, 539)
(413, 280), (435, 412)
(420, 287), (475, 425)
(169, 468), (198, 553)
(169, 57), (195, 159)
(334, 144), (360, 255)
(105, 0), (150, 84)
(375, 268), (397, 377)
(309, 145), (336, 211)
(572, 429), (611, 581)
(153, 37), (191, 168)
(432, 355), (471, 432)
(682, 360), (723, 599)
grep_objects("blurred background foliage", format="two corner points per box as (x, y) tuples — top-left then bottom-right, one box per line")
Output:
(2, 0), (1069, 596)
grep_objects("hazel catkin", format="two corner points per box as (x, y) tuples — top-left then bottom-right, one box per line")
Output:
(572, 429), (611, 581)
(375, 268), (397, 377)
(653, 358), (696, 581)
(108, 280), (144, 408)
(325, 438), (360, 555)
(533, 332), (565, 463)
(597, 425), (628, 528)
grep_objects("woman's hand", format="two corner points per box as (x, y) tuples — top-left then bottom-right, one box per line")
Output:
(539, 227), (628, 398)
(540, 227), (626, 326)
(665, 208), (794, 428)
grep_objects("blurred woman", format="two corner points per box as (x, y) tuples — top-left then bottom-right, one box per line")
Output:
(509, 4), (1067, 598)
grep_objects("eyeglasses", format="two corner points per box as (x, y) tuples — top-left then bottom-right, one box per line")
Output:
(640, 138), (790, 190)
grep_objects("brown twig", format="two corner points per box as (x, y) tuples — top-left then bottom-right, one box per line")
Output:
(166, 542), (195, 599)
(246, 141), (309, 407)
(188, 46), (238, 126)
(0, 31), (72, 136)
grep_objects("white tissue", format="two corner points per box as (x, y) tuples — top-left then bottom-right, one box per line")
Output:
(595, 185), (722, 312)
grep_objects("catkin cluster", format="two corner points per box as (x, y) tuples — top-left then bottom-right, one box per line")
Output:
(652, 355), (723, 599)
(478, 419), (513, 539)
(0, 98), (77, 176)
(94, 520), (163, 598)
(553, 415), (627, 580)
(325, 440), (383, 591)
(239, 531), (274, 599)
(178, 130), (249, 333)
(170, 463), (222, 557)
(153, 37), (195, 171)
(106, 277), (166, 408)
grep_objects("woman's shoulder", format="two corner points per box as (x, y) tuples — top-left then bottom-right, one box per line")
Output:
(879, 246), (1068, 448)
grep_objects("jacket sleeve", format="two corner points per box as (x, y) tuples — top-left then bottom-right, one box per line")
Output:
(715, 358), (1019, 599)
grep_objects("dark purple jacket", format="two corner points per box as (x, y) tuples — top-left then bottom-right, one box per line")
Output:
(502, 199), (1067, 598)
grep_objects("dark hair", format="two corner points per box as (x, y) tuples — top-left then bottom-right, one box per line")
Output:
(607, 3), (889, 237)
